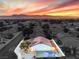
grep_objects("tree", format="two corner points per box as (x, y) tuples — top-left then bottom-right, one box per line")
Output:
(20, 40), (31, 52)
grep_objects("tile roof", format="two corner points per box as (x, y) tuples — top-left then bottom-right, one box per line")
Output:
(30, 36), (52, 47)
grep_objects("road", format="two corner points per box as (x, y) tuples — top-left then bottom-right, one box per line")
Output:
(0, 32), (23, 59)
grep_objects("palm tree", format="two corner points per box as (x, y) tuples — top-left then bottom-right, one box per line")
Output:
(20, 40), (31, 52)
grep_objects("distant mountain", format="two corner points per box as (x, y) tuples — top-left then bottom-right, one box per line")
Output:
(0, 15), (79, 20)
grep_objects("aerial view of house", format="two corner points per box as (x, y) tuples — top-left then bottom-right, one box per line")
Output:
(14, 36), (65, 59)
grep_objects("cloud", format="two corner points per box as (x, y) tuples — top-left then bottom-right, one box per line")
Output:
(0, 0), (79, 16)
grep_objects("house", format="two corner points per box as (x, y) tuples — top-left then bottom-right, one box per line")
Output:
(14, 36), (65, 59)
(29, 36), (65, 58)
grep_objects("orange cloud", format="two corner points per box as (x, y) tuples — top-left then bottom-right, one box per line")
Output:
(3, 2), (79, 16)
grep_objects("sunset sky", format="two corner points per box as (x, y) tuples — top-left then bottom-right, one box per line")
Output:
(0, 0), (79, 16)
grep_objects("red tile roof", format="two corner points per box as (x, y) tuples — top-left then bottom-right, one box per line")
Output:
(30, 36), (52, 47)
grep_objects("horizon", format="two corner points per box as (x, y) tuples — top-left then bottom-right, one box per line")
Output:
(0, 15), (79, 20)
